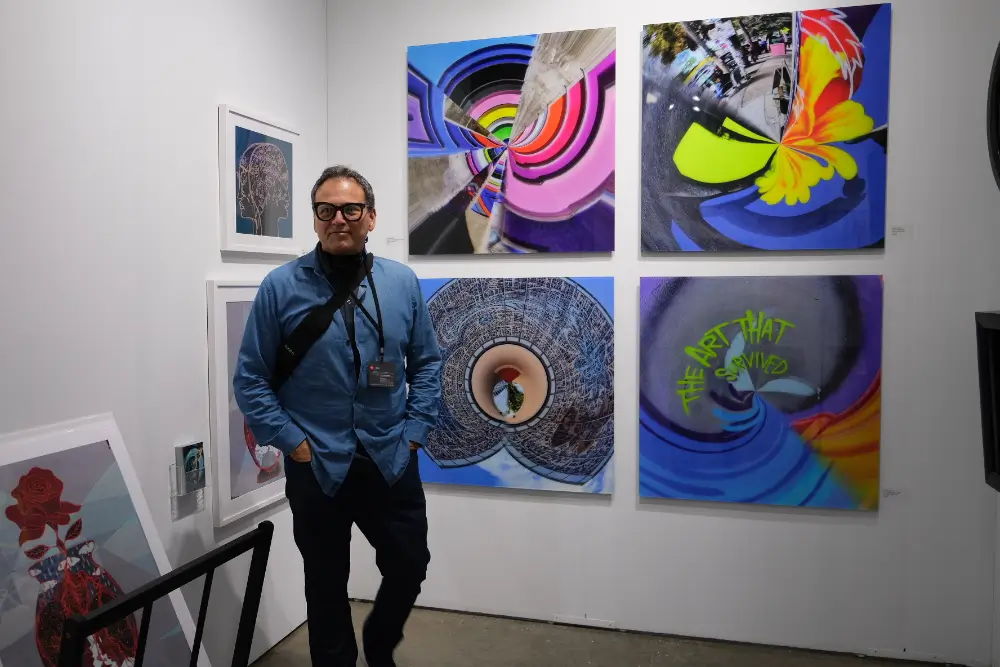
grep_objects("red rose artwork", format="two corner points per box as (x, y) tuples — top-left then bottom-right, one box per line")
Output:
(6, 468), (81, 547)
(5, 467), (139, 667)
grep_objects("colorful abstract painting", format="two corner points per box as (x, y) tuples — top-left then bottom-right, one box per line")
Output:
(639, 276), (883, 509)
(0, 416), (206, 667)
(641, 5), (891, 251)
(407, 29), (616, 254)
(419, 277), (614, 493)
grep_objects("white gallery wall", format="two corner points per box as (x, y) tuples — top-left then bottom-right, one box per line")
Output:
(0, 1), (327, 664)
(328, 0), (1000, 665)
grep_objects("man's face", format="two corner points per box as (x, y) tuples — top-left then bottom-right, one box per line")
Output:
(313, 177), (376, 254)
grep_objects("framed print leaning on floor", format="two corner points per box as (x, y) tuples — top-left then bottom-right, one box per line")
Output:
(218, 104), (300, 256)
(0, 414), (210, 667)
(207, 279), (286, 528)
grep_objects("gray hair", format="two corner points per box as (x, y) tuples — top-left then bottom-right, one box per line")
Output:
(311, 165), (375, 208)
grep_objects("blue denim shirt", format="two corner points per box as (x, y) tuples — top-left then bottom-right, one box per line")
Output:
(232, 249), (442, 497)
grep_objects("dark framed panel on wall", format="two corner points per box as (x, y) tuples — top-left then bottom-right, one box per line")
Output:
(975, 312), (1000, 493)
(989, 40), (1000, 191)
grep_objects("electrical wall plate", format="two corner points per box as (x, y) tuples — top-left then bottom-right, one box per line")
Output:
(989, 40), (1000, 191)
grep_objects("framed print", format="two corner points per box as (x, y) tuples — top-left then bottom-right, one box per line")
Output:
(218, 105), (300, 256)
(0, 414), (211, 667)
(207, 279), (286, 527)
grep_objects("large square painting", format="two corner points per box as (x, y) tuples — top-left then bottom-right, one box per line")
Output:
(407, 29), (616, 254)
(641, 5), (892, 251)
(639, 276), (883, 509)
(418, 277), (614, 493)
(0, 415), (209, 667)
(208, 280), (285, 527)
(218, 105), (300, 256)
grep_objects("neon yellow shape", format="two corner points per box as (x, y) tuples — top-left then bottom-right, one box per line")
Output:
(672, 122), (778, 184)
(722, 117), (772, 143)
(478, 104), (517, 131)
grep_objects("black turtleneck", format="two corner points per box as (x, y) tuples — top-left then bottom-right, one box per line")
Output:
(317, 244), (365, 291)
(317, 245), (366, 380)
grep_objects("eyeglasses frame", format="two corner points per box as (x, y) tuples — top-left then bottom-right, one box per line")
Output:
(312, 201), (369, 222)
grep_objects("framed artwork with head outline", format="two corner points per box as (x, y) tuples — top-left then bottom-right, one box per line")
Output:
(207, 279), (287, 528)
(218, 105), (300, 256)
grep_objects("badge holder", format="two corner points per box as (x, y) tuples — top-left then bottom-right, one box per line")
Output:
(169, 441), (210, 521)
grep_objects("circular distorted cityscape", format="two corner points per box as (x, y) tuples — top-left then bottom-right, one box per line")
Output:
(424, 277), (614, 485)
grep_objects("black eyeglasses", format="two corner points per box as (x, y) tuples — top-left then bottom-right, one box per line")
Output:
(313, 202), (367, 222)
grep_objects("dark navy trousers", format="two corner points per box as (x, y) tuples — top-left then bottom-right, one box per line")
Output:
(285, 447), (430, 667)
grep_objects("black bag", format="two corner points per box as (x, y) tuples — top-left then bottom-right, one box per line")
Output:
(269, 253), (373, 391)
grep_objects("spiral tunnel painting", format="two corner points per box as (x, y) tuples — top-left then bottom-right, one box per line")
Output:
(418, 277), (614, 493)
(407, 29), (616, 254)
(641, 4), (891, 251)
(639, 276), (883, 510)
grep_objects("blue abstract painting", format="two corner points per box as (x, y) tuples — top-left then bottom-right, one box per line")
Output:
(233, 125), (293, 239)
(639, 276), (883, 509)
(418, 277), (615, 493)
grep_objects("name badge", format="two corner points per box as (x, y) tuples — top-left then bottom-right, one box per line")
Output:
(367, 361), (398, 389)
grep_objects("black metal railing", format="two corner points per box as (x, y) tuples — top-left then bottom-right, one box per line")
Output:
(57, 520), (274, 667)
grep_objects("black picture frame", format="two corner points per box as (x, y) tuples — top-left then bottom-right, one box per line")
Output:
(975, 312), (1000, 492)
(989, 40), (1000, 191)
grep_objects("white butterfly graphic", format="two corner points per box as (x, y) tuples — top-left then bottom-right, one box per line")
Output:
(723, 331), (819, 398)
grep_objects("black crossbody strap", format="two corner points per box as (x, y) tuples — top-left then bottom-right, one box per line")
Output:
(270, 253), (373, 392)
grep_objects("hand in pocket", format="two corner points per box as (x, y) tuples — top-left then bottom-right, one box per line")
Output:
(290, 439), (313, 463)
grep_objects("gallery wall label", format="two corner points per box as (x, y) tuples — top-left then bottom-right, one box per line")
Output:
(638, 275), (883, 510)
(641, 5), (892, 252)
(419, 277), (615, 493)
(407, 29), (616, 255)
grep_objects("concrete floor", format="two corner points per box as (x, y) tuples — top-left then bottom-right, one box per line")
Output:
(252, 602), (950, 667)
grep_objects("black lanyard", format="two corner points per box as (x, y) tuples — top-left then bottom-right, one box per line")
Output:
(353, 253), (385, 361)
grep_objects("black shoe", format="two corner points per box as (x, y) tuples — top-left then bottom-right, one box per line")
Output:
(361, 616), (397, 667)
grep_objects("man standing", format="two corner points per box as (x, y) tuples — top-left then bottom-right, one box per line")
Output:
(233, 165), (442, 667)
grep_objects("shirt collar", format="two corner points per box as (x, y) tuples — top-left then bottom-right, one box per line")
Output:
(301, 243), (376, 269)
(300, 244), (322, 275)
